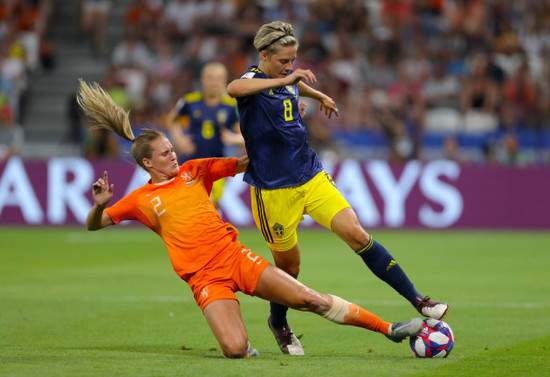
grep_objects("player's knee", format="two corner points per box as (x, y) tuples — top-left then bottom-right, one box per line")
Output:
(221, 339), (249, 359)
(274, 261), (300, 278)
(285, 264), (300, 279)
(351, 225), (369, 244)
(343, 225), (369, 250)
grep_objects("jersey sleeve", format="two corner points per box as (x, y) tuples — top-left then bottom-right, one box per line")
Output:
(240, 69), (258, 79)
(104, 194), (139, 225)
(199, 158), (238, 195)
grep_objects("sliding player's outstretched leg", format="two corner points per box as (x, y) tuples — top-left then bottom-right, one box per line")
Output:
(254, 265), (423, 349)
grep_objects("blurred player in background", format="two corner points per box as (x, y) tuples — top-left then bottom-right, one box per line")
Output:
(164, 62), (244, 208)
(227, 21), (449, 355)
(77, 79), (423, 358)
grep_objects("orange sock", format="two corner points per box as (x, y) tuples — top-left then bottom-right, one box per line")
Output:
(344, 302), (391, 334)
(323, 295), (391, 334)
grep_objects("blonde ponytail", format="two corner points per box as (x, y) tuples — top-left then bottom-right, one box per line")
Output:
(76, 79), (135, 142)
(76, 79), (165, 171)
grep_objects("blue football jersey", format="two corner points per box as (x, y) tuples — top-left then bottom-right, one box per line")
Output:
(175, 92), (238, 161)
(236, 66), (322, 189)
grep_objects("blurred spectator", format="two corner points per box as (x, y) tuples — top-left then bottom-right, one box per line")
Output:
(79, 0), (112, 56)
(502, 62), (537, 128)
(149, 37), (181, 109)
(440, 136), (468, 163)
(101, 67), (130, 111)
(111, 31), (153, 70)
(422, 56), (462, 133)
(0, 102), (23, 161)
(0, 36), (27, 121)
(125, 0), (162, 43)
(110, 32), (153, 104)
(460, 52), (500, 133)
(364, 49), (396, 90)
(160, 0), (201, 40)
(381, 58), (425, 160)
(423, 57), (461, 110)
(0, 0), (54, 129)
(14, 0), (42, 71)
(383, 111), (415, 161)
(83, 126), (119, 159)
(494, 133), (532, 166)
(81, 65), (124, 158)
(66, 90), (85, 143)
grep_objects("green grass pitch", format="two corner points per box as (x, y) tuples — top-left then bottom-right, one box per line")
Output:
(1, 226), (549, 377)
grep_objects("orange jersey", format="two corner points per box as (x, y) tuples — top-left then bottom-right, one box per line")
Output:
(105, 158), (239, 277)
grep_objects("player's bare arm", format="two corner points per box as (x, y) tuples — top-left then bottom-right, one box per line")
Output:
(165, 110), (196, 156)
(235, 155), (249, 174)
(297, 81), (339, 119)
(170, 129), (196, 156)
(163, 107), (179, 129)
(227, 69), (316, 98)
(220, 122), (245, 146)
(86, 171), (114, 231)
(228, 78), (287, 97)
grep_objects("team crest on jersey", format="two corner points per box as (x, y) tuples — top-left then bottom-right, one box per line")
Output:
(272, 223), (285, 237)
(182, 172), (196, 185)
(285, 86), (296, 96)
(217, 110), (227, 124)
(192, 109), (201, 118)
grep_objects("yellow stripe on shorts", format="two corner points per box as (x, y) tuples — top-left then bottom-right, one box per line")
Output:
(254, 188), (274, 243)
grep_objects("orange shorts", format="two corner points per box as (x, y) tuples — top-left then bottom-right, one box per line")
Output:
(182, 240), (269, 310)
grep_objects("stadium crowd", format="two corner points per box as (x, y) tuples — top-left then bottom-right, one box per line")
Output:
(0, 0), (54, 160)
(3, 0), (550, 165)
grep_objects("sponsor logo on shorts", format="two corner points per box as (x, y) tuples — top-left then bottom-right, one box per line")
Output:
(272, 222), (284, 237)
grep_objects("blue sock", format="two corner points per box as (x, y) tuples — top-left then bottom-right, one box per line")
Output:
(356, 238), (420, 307)
(270, 301), (289, 327)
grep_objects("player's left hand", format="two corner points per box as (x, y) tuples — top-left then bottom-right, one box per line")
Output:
(319, 95), (339, 119)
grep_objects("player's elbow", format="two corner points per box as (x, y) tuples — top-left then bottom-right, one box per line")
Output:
(226, 81), (241, 98)
(86, 222), (100, 231)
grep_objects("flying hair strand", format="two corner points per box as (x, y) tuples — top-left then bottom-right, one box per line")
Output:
(76, 79), (135, 142)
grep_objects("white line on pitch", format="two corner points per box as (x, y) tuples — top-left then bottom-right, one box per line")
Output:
(2, 296), (549, 309)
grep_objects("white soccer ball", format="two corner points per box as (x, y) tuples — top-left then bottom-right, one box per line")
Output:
(410, 318), (454, 358)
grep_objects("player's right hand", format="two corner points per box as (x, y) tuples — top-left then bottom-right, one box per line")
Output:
(92, 171), (114, 207)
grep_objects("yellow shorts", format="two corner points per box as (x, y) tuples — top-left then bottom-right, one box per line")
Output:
(210, 178), (226, 205)
(250, 171), (350, 252)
